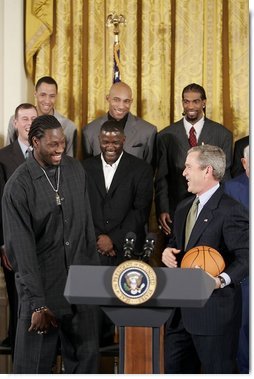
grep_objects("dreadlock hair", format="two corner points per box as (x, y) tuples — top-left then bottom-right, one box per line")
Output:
(28, 115), (62, 147)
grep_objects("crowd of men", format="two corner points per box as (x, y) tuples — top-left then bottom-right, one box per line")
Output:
(0, 76), (249, 374)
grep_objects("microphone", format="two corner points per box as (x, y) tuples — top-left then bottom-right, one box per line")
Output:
(142, 233), (156, 261)
(123, 232), (136, 259)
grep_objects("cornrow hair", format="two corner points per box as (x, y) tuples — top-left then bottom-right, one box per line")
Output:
(182, 83), (207, 100)
(28, 115), (62, 146)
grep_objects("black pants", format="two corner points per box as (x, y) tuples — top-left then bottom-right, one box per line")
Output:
(164, 309), (239, 374)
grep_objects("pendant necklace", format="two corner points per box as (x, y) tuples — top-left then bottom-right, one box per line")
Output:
(40, 166), (61, 206)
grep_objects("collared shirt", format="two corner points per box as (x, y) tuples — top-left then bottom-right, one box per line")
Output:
(183, 116), (205, 142)
(101, 152), (123, 191)
(195, 183), (231, 286)
(17, 138), (31, 158)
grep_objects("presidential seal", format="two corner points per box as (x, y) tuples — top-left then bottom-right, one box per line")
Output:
(112, 260), (157, 305)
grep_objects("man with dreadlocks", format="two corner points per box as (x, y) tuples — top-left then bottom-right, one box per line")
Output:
(2, 115), (100, 374)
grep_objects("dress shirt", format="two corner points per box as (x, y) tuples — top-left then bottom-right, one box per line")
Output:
(183, 116), (205, 142)
(17, 139), (31, 159)
(101, 152), (123, 191)
(196, 183), (231, 285)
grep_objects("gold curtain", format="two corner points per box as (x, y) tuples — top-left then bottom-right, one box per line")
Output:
(25, 0), (249, 153)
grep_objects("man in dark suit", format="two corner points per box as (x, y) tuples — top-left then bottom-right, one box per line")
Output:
(82, 81), (157, 165)
(155, 83), (233, 236)
(2, 115), (100, 373)
(231, 135), (249, 178)
(224, 145), (249, 374)
(162, 145), (248, 374)
(82, 120), (154, 265)
(0, 103), (37, 356)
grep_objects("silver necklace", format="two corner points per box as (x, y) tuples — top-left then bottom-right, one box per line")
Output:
(40, 166), (61, 206)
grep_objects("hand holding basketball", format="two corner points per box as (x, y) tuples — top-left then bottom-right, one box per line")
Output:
(180, 246), (225, 276)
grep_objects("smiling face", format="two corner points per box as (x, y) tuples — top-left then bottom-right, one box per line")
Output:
(182, 91), (206, 123)
(32, 128), (66, 167)
(182, 151), (214, 196)
(99, 130), (125, 165)
(106, 82), (133, 121)
(14, 107), (37, 145)
(35, 82), (57, 116)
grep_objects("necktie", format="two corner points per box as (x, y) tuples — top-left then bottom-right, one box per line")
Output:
(185, 197), (199, 249)
(25, 148), (31, 159)
(189, 126), (197, 147)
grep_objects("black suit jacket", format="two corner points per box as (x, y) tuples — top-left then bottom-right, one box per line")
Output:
(82, 152), (153, 264)
(155, 118), (233, 217)
(167, 187), (248, 335)
(231, 135), (249, 178)
(0, 140), (25, 243)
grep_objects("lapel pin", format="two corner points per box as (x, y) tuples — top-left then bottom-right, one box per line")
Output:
(204, 219), (208, 222)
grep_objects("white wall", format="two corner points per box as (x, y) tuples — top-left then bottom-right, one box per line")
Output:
(0, 0), (28, 147)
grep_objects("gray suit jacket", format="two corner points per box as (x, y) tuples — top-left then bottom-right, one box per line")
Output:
(82, 112), (157, 164)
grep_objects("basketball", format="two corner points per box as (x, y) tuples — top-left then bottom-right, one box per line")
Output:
(181, 246), (225, 276)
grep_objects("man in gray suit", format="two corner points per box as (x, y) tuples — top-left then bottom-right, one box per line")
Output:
(6, 76), (77, 157)
(2, 115), (99, 373)
(82, 81), (157, 165)
(155, 83), (233, 235)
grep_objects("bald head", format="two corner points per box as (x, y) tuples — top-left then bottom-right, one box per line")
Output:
(106, 82), (133, 121)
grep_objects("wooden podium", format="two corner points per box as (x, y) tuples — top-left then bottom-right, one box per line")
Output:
(64, 265), (215, 374)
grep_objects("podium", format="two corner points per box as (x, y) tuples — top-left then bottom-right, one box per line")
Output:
(64, 265), (215, 374)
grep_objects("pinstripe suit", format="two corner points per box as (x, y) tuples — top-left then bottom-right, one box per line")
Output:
(2, 154), (100, 373)
(82, 112), (157, 164)
(164, 187), (249, 373)
(155, 118), (233, 218)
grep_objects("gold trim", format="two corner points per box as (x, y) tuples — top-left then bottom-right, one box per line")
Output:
(112, 260), (157, 305)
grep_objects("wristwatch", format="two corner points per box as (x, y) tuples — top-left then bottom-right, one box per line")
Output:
(217, 275), (226, 288)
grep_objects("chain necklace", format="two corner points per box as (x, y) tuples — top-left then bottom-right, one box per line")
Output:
(40, 166), (61, 206)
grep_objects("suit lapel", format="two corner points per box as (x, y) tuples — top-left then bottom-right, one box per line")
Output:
(93, 156), (107, 197)
(185, 187), (223, 250)
(13, 140), (25, 166)
(107, 152), (128, 195)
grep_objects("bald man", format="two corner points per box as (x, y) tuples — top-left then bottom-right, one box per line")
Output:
(82, 82), (157, 164)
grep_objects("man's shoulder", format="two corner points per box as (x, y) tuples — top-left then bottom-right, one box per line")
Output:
(158, 119), (183, 136)
(122, 151), (153, 171)
(127, 113), (157, 132)
(204, 118), (232, 135)
(54, 110), (77, 130)
(83, 114), (107, 132)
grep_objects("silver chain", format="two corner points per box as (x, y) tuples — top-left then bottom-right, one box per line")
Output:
(40, 166), (60, 193)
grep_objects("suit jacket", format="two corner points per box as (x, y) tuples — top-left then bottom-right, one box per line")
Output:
(167, 186), (249, 335)
(0, 140), (25, 243)
(155, 118), (233, 217)
(82, 151), (154, 264)
(231, 135), (249, 178)
(223, 173), (249, 209)
(82, 112), (157, 164)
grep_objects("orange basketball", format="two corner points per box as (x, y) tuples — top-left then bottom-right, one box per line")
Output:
(181, 246), (225, 276)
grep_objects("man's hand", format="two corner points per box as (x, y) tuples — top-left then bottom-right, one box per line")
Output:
(0, 247), (13, 271)
(162, 247), (181, 268)
(28, 308), (58, 334)
(97, 235), (115, 256)
(158, 212), (172, 235)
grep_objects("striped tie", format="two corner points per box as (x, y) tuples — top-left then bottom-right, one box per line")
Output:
(189, 126), (197, 147)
